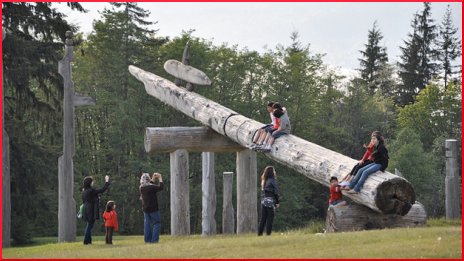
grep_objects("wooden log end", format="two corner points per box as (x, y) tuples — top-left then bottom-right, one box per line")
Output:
(375, 178), (416, 216)
(326, 203), (427, 233)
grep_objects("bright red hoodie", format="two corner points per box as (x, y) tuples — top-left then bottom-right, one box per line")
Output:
(103, 210), (119, 231)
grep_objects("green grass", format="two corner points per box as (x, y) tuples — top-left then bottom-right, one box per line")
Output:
(427, 217), (462, 227)
(2, 224), (461, 258)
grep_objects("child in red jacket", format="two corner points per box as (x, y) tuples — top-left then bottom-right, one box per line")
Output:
(103, 201), (119, 244)
(329, 177), (346, 207)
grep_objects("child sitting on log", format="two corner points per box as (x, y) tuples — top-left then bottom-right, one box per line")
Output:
(329, 176), (346, 207)
(251, 102), (277, 147)
(346, 131), (389, 194)
(339, 139), (375, 187)
(256, 107), (291, 152)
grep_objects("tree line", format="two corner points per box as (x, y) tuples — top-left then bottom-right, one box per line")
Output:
(2, 2), (461, 244)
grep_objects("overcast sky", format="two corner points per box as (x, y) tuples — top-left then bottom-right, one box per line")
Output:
(57, 2), (462, 75)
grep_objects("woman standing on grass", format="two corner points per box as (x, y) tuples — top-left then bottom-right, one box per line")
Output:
(81, 175), (110, 245)
(258, 166), (280, 236)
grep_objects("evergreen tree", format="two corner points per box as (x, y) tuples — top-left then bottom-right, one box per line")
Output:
(73, 2), (167, 235)
(2, 2), (85, 244)
(397, 3), (438, 106)
(435, 5), (462, 89)
(416, 2), (438, 86)
(358, 21), (388, 94)
(397, 15), (422, 106)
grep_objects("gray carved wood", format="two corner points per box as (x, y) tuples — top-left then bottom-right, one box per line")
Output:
(201, 152), (217, 236)
(173, 41), (195, 91)
(445, 139), (461, 219)
(236, 150), (257, 234)
(58, 31), (96, 242)
(222, 172), (235, 234)
(170, 149), (190, 235)
(57, 31), (77, 242)
(2, 28), (11, 248)
(129, 65), (416, 216)
(145, 127), (243, 153)
(326, 203), (427, 233)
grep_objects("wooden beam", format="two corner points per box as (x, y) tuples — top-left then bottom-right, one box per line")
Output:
(129, 65), (416, 216)
(326, 203), (427, 233)
(145, 127), (244, 153)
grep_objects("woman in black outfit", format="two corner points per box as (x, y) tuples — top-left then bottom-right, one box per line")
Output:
(258, 166), (280, 236)
(81, 175), (110, 245)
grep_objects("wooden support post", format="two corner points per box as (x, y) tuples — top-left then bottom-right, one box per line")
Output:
(2, 29), (11, 248)
(170, 149), (190, 235)
(236, 150), (257, 234)
(145, 127), (243, 153)
(326, 203), (427, 233)
(445, 139), (461, 219)
(222, 172), (235, 234)
(129, 66), (416, 215)
(202, 152), (216, 236)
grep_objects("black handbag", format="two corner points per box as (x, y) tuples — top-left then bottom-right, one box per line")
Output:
(262, 197), (274, 208)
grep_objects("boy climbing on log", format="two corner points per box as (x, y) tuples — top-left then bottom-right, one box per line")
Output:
(329, 176), (346, 207)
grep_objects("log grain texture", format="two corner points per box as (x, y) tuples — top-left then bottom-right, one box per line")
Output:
(129, 65), (416, 215)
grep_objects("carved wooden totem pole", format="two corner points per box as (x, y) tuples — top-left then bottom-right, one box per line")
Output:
(58, 31), (95, 242)
(2, 28), (11, 248)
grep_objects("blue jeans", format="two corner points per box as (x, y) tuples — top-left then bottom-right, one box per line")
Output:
(349, 163), (382, 192)
(330, 199), (343, 206)
(83, 221), (95, 244)
(144, 211), (161, 243)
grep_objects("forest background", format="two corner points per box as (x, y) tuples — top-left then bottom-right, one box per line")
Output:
(2, 2), (461, 244)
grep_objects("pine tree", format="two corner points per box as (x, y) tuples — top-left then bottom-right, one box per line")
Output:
(73, 2), (169, 234)
(358, 21), (388, 94)
(397, 15), (422, 106)
(417, 2), (438, 87)
(397, 3), (438, 106)
(435, 5), (462, 89)
(2, 2), (85, 244)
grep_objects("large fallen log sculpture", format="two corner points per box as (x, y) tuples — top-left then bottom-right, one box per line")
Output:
(129, 65), (415, 215)
(326, 203), (427, 233)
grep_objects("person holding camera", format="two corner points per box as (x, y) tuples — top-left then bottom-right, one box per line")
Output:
(81, 175), (110, 245)
(139, 172), (164, 243)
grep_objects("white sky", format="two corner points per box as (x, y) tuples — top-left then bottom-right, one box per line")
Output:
(56, 2), (462, 75)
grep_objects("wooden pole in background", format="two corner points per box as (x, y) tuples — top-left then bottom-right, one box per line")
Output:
(202, 152), (217, 236)
(2, 28), (11, 248)
(222, 172), (235, 234)
(445, 139), (461, 219)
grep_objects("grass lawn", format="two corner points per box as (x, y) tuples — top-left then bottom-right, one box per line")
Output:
(2, 221), (462, 258)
